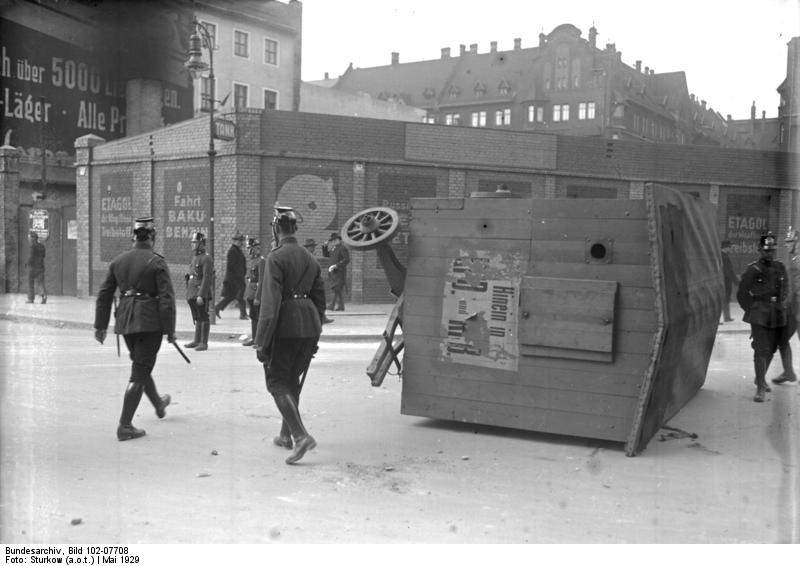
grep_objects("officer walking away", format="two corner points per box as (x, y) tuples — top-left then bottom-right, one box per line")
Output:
(93, 217), (175, 441)
(737, 232), (793, 402)
(255, 206), (326, 465)
(185, 231), (214, 351)
(772, 227), (800, 385)
(242, 237), (265, 347)
(26, 230), (47, 304)
(214, 231), (248, 320)
(720, 240), (739, 322)
(305, 237), (333, 324)
(322, 231), (350, 311)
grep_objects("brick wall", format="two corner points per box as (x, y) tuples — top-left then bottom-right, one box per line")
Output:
(73, 110), (798, 304)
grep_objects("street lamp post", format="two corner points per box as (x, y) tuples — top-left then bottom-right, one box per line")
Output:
(185, 18), (217, 324)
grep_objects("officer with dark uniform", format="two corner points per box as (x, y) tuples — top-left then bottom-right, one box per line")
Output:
(322, 232), (350, 311)
(772, 227), (800, 384)
(94, 217), (176, 441)
(255, 206), (326, 465)
(737, 232), (793, 402)
(214, 231), (248, 320)
(242, 237), (265, 347)
(185, 231), (214, 351)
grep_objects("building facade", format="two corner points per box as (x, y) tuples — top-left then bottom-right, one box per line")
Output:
(0, 0), (196, 295)
(190, 0), (302, 114)
(333, 24), (781, 150)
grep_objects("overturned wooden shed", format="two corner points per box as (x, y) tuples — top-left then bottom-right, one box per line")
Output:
(350, 183), (724, 455)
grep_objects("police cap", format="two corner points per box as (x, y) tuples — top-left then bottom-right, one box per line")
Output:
(759, 232), (777, 251)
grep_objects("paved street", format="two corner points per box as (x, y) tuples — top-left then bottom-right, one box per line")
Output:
(1, 306), (799, 544)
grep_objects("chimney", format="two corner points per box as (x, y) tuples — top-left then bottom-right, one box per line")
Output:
(762, 110), (766, 119)
(490, 41), (497, 53)
(751, 101), (756, 119)
(539, 33), (546, 47)
(727, 114), (732, 122)
(690, 94), (695, 102)
(441, 47), (450, 58)
(649, 69), (654, 75)
(514, 37), (522, 50)
(635, 60), (641, 72)
(701, 99), (706, 109)
(391, 52), (399, 65)
(460, 44), (466, 55)
(645, 66), (649, 75)
(470, 43), (478, 54)
(589, 26), (597, 47)
(605, 43), (615, 52)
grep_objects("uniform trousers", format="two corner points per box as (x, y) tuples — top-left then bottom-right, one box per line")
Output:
(123, 332), (163, 382)
(263, 337), (318, 398)
(187, 297), (210, 323)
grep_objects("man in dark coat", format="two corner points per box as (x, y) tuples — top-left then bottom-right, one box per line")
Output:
(255, 206), (326, 465)
(185, 231), (214, 351)
(26, 230), (47, 304)
(214, 232), (248, 320)
(94, 217), (176, 441)
(720, 240), (738, 322)
(322, 232), (350, 311)
(737, 232), (793, 402)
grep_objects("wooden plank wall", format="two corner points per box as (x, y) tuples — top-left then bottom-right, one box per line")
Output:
(402, 197), (655, 444)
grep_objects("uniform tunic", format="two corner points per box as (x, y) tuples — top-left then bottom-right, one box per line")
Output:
(737, 257), (791, 358)
(255, 236), (326, 397)
(94, 241), (177, 381)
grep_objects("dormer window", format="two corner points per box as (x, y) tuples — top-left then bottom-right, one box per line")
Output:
(498, 79), (511, 96)
(448, 84), (460, 98)
(423, 87), (436, 100)
(474, 81), (487, 97)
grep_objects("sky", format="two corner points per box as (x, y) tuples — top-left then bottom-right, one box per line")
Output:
(300, 0), (800, 120)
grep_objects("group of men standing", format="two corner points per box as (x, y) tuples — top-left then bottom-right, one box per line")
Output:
(92, 210), (345, 465)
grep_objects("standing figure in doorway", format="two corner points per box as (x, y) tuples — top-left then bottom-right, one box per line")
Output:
(26, 230), (47, 304)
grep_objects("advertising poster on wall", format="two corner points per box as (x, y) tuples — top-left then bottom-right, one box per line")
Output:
(0, 17), (192, 157)
(725, 193), (772, 271)
(439, 250), (523, 372)
(99, 172), (133, 262)
(162, 167), (211, 261)
(275, 167), (340, 245)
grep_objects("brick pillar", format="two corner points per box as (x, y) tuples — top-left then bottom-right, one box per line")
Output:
(629, 181), (645, 200)
(74, 134), (106, 297)
(0, 145), (22, 293)
(545, 175), (557, 198)
(350, 160), (366, 303)
(448, 169), (466, 198)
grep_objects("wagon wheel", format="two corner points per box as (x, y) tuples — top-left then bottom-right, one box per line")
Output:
(341, 207), (401, 251)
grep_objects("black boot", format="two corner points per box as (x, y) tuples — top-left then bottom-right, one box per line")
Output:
(273, 393), (316, 464)
(144, 377), (170, 419)
(195, 321), (210, 351)
(773, 346), (798, 384)
(753, 357), (769, 402)
(273, 421), (293, 449)
(185, 323), (201, 348)
(117, 382), (146, 440)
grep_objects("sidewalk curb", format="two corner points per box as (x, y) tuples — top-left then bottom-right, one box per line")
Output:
(0, 314), (385, 343)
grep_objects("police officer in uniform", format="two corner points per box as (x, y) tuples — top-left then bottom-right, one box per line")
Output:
(242, 237), (265, 347)
(185, 231), (214, 351)
(737, 232), (792, 402)
(255, 206), (326, 464)
(772, 227), (800, 385)
(94, 217), (176, 441)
